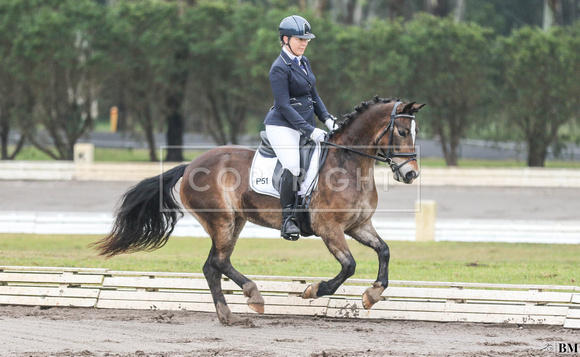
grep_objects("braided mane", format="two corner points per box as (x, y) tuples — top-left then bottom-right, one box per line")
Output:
(335, 96), (397, 133)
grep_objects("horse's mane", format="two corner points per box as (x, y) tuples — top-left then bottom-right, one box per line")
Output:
(335, 96), (398, 134)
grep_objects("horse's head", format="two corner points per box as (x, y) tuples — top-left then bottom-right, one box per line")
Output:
(375, 100), (425, 184)
(332, 97), (425, 184)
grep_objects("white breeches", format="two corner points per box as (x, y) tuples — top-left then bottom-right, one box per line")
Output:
(265, 125), (301, 176)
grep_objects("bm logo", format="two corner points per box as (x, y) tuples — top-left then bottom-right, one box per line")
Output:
(542, 343), (579, 354)
(558, 343), (579, 354)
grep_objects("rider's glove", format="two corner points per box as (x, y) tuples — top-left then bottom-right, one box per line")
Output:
(324, 115), (339, 131)
(310, 128), (327, 143)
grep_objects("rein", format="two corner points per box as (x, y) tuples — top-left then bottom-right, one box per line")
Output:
(324, 101), (417, 172)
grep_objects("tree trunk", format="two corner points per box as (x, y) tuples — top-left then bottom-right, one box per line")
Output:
(454, 0), (466, 23)
(0, 115), (8, 160)
(526, 139), (547, 167)
(543, 0), (562, 31)
(165, 91), (184, 162)
(389, 0), (406, 22)
(424, 0), (453, 17)
(436, 126), (459, 166)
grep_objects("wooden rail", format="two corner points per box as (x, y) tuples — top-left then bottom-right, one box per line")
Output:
(1, 266), (578, 329)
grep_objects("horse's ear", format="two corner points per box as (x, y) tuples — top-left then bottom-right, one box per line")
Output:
(402, 101), (416, 114)
(411, 103), (426, 113)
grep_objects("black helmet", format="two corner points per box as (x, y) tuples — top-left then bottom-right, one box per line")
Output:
(279, 15), (315, 41)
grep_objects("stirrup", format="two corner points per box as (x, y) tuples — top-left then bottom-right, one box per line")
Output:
(281, 217), (300, 241)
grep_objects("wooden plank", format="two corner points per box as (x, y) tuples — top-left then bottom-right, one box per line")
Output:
(102, 276), (308, 295)
(96, 299), (216, 312)
(387, 280), (580, 291)
(566, 309), (580, 319)
(105, 271), (205, 279)
(0, 286), (100, 298)
(0, 266), (109, 274)
(572, 294), (580, 304)
(102, 276), (210, 290)
(328, 285), (574, 304)
(0, 272), (104, 285)
(564, 319), (580, 329)
(328, 299), (568, 317)
(0, 295), (97, 307)
(98, 290), (329, 307)
(327, 308), (566, 325)
(380, 287), (573, 304)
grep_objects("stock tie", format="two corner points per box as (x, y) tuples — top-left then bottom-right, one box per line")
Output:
(294, 57), (307, 74)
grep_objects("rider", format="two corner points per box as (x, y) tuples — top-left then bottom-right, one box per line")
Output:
(263, 15), (338, 241)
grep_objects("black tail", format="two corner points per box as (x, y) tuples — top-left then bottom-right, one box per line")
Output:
(91, 164), (188, 258)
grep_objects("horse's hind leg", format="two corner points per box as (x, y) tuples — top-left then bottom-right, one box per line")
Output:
(347, 224), (390, 309)
(202, 216), (264, 325)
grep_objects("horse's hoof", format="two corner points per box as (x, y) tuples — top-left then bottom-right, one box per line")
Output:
(362, 284), (385, 310)
(243, 281), (265, 314)
(248, 302), (265, 314)
(302, 282), (320, 299)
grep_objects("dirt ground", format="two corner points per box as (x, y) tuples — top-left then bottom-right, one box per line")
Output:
(0, 305), (576, 357)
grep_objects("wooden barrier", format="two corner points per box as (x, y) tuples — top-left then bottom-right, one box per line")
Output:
(0, 266), (106, 308)
(1, 266), (578, 329)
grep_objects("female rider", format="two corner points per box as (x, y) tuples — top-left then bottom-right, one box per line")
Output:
(263, 15), (338, 241)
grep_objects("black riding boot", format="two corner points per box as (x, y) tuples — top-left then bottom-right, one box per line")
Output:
(280, 169), (300, 241)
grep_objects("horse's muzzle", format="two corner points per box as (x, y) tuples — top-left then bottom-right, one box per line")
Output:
(393, 165), (419, 184)
(404, 170), (418, 183)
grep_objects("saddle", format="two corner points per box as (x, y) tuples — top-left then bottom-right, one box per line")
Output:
(252, 131), (325, 237)
(257, 131), (317, 193)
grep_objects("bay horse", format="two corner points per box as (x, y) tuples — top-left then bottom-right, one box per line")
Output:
(92, 97), (425, 325)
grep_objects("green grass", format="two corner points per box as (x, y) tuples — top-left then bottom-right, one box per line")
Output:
(10, 146), (205, 162)
(1, 234), (578, 286)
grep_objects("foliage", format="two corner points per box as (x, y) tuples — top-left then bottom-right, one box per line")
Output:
(0, 0), (109, 160)
(1, 1), (579, 166)
(402, 14), (494, 166)
(495, 26), (580, 166)
(106, 0), (186, 161)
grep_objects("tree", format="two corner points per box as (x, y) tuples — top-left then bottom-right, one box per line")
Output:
(183, 2), (266, 145)
(402, 14), (493, 166)
(0, 1), (28, 160)
(108, 0), (185, 161)
(496, 26), (579, 167)
(0, 0), (108, 160)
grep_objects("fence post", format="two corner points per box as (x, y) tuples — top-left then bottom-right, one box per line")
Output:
(74, 143), (94, 165)
(415, 200), (436, 242)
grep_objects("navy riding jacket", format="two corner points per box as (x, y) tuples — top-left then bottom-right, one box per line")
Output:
(263, 50), (330, 137)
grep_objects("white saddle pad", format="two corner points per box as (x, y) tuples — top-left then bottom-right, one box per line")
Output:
(250, 142), (321, 199)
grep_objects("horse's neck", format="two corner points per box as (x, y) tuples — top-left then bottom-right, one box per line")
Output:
(333, 116), (381, 156)
(327, 127), (377, 177)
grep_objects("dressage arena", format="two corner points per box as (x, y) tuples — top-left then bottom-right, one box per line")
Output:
(1, 266), (579, 356)
(1, 163), (580, 356)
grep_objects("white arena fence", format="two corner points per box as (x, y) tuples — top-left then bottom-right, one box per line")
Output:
(0, 266), (578, 329)
(1, 212), (579, 244)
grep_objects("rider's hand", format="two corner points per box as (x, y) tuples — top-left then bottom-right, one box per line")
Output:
(310, 128), (327, 143)
(324, 115), (339, 131)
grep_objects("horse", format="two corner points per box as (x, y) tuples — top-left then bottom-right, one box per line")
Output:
(92, 97), (425, 325)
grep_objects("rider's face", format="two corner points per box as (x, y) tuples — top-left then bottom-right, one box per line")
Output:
(286, 36), (310, 56)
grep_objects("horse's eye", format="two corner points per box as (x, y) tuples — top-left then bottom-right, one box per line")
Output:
(398, 130), (407, 137)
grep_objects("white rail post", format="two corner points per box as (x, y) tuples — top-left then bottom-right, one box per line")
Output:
(415, 200), (436, 242)
(73, 143), (94, 165)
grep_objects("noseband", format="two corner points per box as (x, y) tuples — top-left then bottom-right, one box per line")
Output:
(325, 101), (417, 173)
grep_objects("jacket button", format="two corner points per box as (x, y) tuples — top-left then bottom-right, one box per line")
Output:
(309, 105), (313, 109)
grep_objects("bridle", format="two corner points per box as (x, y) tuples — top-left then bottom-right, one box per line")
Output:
(324, 101), (417, 173)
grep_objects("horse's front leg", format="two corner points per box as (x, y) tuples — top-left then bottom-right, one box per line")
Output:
(302, 231), (356, 299)
(346, 223), (390, 309)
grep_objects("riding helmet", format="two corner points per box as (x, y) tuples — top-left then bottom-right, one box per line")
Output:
(279, 15), (315, 41)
